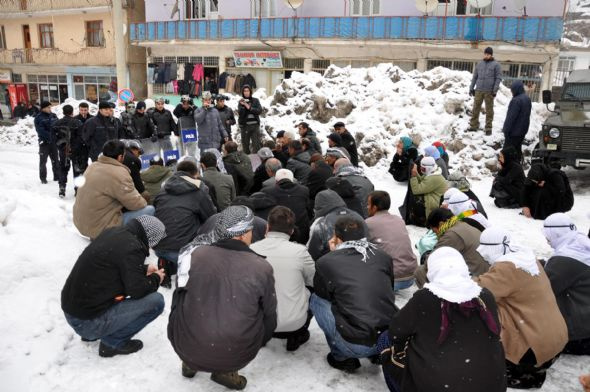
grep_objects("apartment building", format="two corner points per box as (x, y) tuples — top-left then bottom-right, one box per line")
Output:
(129, 0), (566, 102)
(0, 0), (146, 111)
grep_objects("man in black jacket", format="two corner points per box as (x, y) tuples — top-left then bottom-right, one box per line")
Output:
(311, 216), (396, 371)
(153, 160), (216, 286)
(83, 101), (122, 161)
(334, 122), (359, 167)
(61, 216), (167, 357)
(72, 102), (93, 179)
(215, 95), (236, 140)
(251, 147), (274, 193)
(297, 122), (322, 155)
(286, 140), (312, 184)
(150, 97), (177, 152)
(307, 153), (333, 200)
(238, 84), (263, 154)
(123, 140), (149, 202)
(173, 95), (194, 120)
(502, 80), (531, 161)
(34, 101), (59, 184)
(132, 101), (156, 140)
(52, 104), (83, 197)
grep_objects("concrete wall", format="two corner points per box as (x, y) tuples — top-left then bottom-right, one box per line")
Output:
(127, 0), (148, 97)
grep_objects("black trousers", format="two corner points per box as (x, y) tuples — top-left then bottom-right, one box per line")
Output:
(39, 142), (59, 182)
(57, 145), (71, 187)
(506, 348), (557, 389)
(71, 146), (89, 179)
(272, 310), (313, 340)
(504, 136), (525, 161)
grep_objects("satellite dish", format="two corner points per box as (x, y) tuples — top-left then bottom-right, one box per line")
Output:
(467, 0), (493, 9)
(415, 0), (438, 14)
(514, 0), (528, 11)
(284, 0), (304, 10)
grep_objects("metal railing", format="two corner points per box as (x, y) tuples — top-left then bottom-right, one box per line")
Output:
(130, 16), (563, 43)
(0, 0), (110, 13)
(0, 48), (115, 66)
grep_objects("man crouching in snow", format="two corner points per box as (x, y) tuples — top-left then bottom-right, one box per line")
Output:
(61, 216), (167, 357)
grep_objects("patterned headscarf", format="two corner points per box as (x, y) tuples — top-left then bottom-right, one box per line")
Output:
(176, 206), (255, 287)
(336, 238), (378, 262)
(135, 215), (166, 248)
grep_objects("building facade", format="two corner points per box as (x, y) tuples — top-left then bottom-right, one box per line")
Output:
(131, 0), (566, 102)
(0, 0), (146, 112)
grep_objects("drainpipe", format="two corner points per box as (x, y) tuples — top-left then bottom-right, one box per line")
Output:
(112, 0), (128, 93)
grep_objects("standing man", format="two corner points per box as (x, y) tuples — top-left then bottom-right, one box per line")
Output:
(150, 97), (177, 152)
(238, 84), (263, 154)
(34, 101), (59, 184)
(215, 95), (236, 140)
(333, 122), (359, 167)
(133, 101), (156, 141)
(469, 47), (502, 136)
(83, 101), (121, 161)
(194, 91), (228, 152)
(173, 95), (195, 119)
(502, 80), (532, 161)
(72, 102), (93, 180)
(52, 104), (83, 198)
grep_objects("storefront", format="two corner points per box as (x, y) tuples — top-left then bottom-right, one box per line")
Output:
(0, 68), (11, 117)
(72, 74), (117, 103)
(26, 74), (68, 105)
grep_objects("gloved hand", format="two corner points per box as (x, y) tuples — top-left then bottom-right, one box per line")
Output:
(469, 90), (475, 97)
(151, 135), (158, 143)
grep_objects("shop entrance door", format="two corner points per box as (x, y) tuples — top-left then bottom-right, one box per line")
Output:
(22, 25), (32, 63)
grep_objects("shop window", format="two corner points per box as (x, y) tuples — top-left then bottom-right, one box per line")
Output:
(350, 0), (379, 16)
(38, 24), (54, 49)
(251, 0), (275, 18)
(0, 26), (6, 49)
(86, 21), (104, 47)
(73, 74), (117, 103)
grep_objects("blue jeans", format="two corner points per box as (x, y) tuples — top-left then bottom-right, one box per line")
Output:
(122, 205), (156, 225)
(64, 292), (164, 349)
(393, 278), (415, 292)
(310, 294), (379, 361)
(155, 249), (179, 264)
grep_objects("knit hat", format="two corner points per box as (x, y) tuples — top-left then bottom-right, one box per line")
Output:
(40, 101), (51, 109)
(99, 101), (111, 110)
(136, 101), (146, 111)
(484, 47), (493, 55)
(328, 133), (343, 146)
(134, 215), (166, 248)
(421, 156), (437, 175)
(257, 147), (274, 160)
(275, 168), (294, 183)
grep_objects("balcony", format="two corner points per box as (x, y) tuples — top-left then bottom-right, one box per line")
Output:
(0, 0), (110, 15)
(0, 48), (115, 66)
(130, 16), (563, 44)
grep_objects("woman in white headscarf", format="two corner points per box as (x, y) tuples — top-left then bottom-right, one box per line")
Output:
(378, 247), (505, 392)
(409, 156), (448, 224)
(543, 213), (590, 355)
(448, 191), (491, 230)
(475, 227), (567, 389)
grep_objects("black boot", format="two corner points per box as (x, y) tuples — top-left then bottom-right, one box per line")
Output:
(182, 362), (197, 378)
(286, 330), (310, 352)
(326, 353), (361, 372)
(98, 339), (143, 357)
(211, 372), (247, 390)
(59, 185), (66, 198)
(158, 258), (177, 289)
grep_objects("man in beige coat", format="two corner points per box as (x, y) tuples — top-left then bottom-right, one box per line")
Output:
(73, 140), (154, 239)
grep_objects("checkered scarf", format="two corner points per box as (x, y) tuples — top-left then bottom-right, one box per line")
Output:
(135, 215), (166, 248)
(336, 238), (378, 262)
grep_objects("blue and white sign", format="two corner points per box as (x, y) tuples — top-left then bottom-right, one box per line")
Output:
(181, 129), (198, 143)
(118, 88), (135, 103)
(164, 149), (180, 164)
(140, 153), (158, 170)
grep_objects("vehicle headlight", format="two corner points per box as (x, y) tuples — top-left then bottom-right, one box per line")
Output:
(549, 128), (560, 139)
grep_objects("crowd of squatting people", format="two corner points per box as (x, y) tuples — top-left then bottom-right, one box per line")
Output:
(31, 50), (590, 391)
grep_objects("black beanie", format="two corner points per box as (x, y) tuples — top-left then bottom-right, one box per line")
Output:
(99, 101), (111, 109)
(328, 133), (343, 146)
(484, 47), (493, 55)
(136, 101), (146, 111)
(40, 101), (51, 109)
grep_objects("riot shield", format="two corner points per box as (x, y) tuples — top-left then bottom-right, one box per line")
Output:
(178, 116), (200, 161)
(139, 138), (161, 170)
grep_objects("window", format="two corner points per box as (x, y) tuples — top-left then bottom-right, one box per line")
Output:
(86, 21), (104, 47)
(0, 26), (6, 49)
(312, 59), (331, 73)
(38, 24), (54, 48)
(554, 56), (576, 86)
(467, 2), (493, 15)
(185, 0), (218, 19)
(27, 74), (68, 104)
(251, 0), (276, 18)
(350, 0), (379, 16)
(73, 74), (117, 103)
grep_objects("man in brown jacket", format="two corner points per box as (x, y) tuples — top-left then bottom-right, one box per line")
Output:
(168, 206), (277, 390)
(415, 208), (489, 287)
(73, 140), (154, 239)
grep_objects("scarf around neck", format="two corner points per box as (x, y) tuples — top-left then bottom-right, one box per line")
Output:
(437, 210), (476, 238)
(336, 238), (377, 262)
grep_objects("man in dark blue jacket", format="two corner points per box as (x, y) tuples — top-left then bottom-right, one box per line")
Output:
(34, 101), (59, 184)
(502, 80), (531, 161)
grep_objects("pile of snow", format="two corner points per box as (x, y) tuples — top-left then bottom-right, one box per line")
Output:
(228, 64), (549, 177)
(563, 0), (590, 48)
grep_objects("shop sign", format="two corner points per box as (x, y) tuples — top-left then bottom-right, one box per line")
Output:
(0, 69), (11, 83)
(233, 51), (283, 68)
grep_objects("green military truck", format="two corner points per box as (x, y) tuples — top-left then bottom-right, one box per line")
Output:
(533, 69), (590, 168)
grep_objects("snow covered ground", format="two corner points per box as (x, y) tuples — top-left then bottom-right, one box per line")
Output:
(1, 143), (590, 392)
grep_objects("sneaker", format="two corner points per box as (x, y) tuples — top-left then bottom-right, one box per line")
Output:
(286, 330), (310, 352)
(98, 339), (143, 357)
(211, 372), (247, 390)
(326, 353), (361, 372)
(59, 186), (66, 198)
(182, 362), (197, 378)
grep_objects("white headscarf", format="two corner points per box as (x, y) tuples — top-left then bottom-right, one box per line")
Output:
(543, 213), (590, 266)
(442, 188), (461, 206)
(448, 192), (491, 229)
(421, 156), (439, 176)
(477, 227), (539, 276)
(424, 247), (482, 303)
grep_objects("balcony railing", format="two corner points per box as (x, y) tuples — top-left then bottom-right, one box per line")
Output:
(0, 0), (110, 13)
(0, 48), (115, 66)
(130, 16), (563, 43)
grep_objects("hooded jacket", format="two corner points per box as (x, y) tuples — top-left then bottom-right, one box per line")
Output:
(194, 106), (227, 150)
(201, 167), (236, 211)
(326, 176), (364, 218)
(503, 80), (532, 139)
(237, 86), (262, 126)
(306, 160), (334, 200)
(492, 146), (525, 207)
(335, 165), (375, 218)
(262, 179), (311, 244)
(340, 130), (359, 167)
(141, 165), (173, 202)
(153, 172), (217, 252)
(307, 190), (367, 261)
(168, 239), (277, 373)
(522, 164), (574, 220)
(61, 220), (160, 320)
(249, 192), (277, 221)
(286, 151), (312, 184)
(34, 111), (58, 144)
(470, 58), (502, 93)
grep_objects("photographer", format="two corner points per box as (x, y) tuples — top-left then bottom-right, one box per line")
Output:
(238, 84), (263, 154)
(194, 91), (228, 151)
(215, 95), (236, 140)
